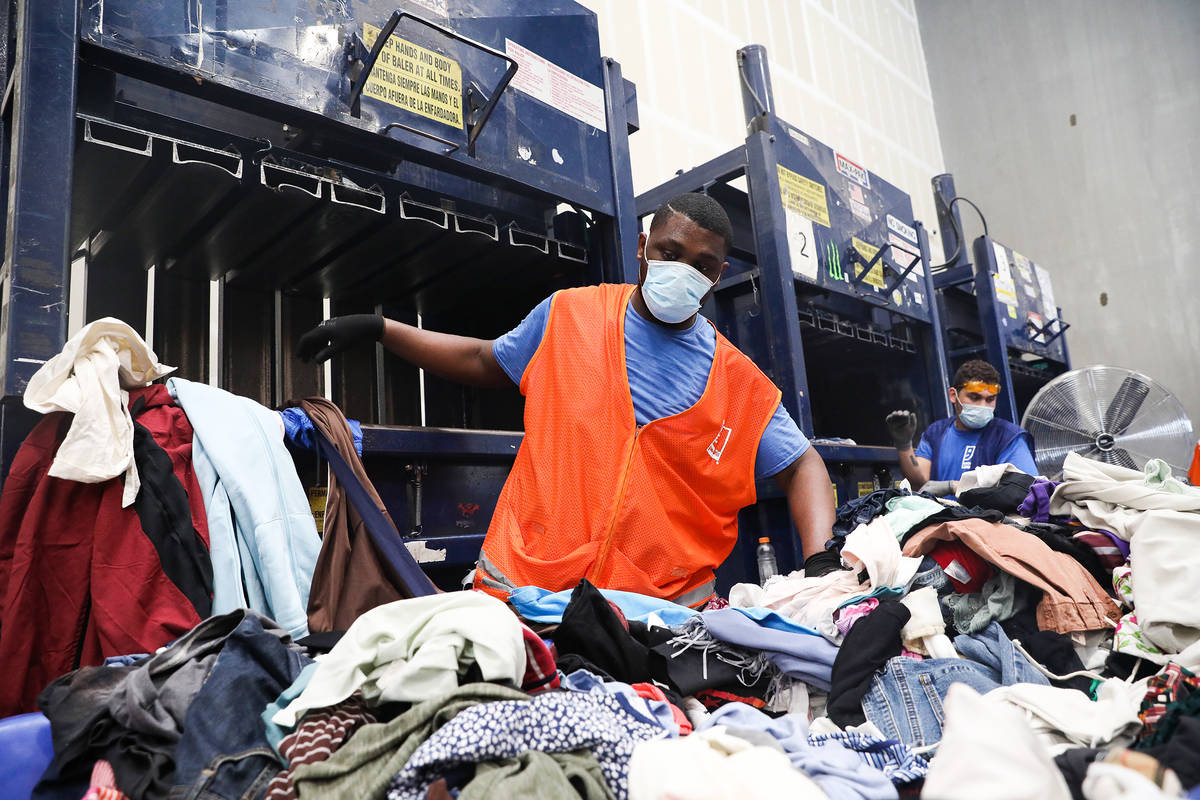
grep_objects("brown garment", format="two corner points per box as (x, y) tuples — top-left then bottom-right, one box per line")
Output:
(302, 398), (409, 632)
(902, 518), (1122, 634)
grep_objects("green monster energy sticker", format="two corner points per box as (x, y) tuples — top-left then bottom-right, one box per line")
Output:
(826, 241), (843, 280)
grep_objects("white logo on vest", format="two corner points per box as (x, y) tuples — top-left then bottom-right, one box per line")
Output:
(707, 422), (733, 464)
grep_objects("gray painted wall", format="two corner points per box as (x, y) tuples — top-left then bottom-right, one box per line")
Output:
(916, 0), (1200, 437)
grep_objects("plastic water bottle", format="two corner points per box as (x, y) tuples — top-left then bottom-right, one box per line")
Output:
(756, 537), (778, 585)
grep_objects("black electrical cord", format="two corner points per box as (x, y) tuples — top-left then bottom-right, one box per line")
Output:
(931, 195), (989, 270)
(737, 53), (769, 117)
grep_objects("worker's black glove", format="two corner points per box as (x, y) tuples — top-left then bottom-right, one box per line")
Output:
(803, 549), (845, 578)
(885, 409), (918, 450)
(296, 314), (384, 363)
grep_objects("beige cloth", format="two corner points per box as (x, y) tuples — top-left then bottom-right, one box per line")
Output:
(629, 726), (827, 800)
(987, 678), (1147, 754)
(923, 684), (1071, 800)
(23, 317), (175, 507)
(900, 586), (957, 658)
(1048, 452), (1200, 541)
(730, 517), (920, 639)
(903, 518), (1122, 634)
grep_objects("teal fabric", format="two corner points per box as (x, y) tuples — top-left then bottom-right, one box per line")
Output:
(262, 661), (318, 758)
(507, 585), (698, 626)
(881, 495), (946, 540)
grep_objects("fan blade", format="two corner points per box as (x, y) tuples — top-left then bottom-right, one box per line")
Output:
(1106, 447), (1139, 470)
(1103, 376), (1150, 435)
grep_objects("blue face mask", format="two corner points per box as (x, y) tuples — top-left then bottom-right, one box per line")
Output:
(640, 259), (715, 324)
(958, 403), (995, 429)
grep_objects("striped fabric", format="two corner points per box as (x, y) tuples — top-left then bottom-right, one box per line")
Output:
(1071, 531), (1128, 571)
(82, 760), (129, 800)
(265, 694), (376, 800)
(807, 731), (929, 784)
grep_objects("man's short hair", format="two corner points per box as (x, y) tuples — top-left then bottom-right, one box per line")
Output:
(649, 193), (734, 254)
(953, 359), (1002, 388)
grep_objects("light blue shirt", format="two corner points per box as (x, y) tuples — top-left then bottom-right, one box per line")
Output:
(915, 422), (1038, 482)
(492, 292), (810, 479)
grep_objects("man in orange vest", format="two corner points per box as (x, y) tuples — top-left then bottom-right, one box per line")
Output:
(297, 193), (837, 605)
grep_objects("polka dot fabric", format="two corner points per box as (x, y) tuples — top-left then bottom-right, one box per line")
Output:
(385, 691), (668, 800)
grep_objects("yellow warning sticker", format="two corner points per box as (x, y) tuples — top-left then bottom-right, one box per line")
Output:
(308, 487), (328, 535)
(831, 482), (839, 505)
(362, 23), (463, 129)
(857, 481), (876, 498)
(1008, 304), (1018, 319)
(777, 165), (830, 228)
(851, 238), (885, 289)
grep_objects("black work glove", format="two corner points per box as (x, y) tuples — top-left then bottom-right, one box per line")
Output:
(885, 409), (917, 450)
(296, 314), (385, 363)
(803, 549), (845, 578)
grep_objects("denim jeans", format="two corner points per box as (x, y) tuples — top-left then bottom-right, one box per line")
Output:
(170, 614), (311, 800)
(860, 621), (1049, 748)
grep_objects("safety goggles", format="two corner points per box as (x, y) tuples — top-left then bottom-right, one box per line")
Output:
(956, 380), (1001, 395)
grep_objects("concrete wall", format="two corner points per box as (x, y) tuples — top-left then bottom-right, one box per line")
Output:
(916, 0), (1200, 430)
(576, 0), (947, 248)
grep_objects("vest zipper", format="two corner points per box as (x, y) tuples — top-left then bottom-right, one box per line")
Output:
(590, 424), (642, 585)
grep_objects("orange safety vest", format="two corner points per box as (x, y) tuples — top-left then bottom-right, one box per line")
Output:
(474, 284), (782, 605)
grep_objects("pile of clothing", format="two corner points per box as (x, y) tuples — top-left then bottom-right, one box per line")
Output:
(4, 319), (1200, 799)
(0, 320), (417, 720)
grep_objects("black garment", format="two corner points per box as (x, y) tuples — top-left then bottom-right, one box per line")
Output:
(958, 472), (1037, 513)
(831, 489), (911, 546)
(129, 412), (213, 619)
(553, 579), (651, 684)
(1105, 650), (1159, 682)
(647, 634), (774, 700)
(295, 629), (346, 654)
(1053, 747), (1103, 800)
(827, 599), (911, 727)
(1139, 716), (1200, 790)
(898, 505), (1005, 544)
(1001, 609), (1092, 694)
(1018, 522), (1114, 597)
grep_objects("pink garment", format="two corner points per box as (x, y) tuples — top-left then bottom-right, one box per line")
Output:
(82, 761), (129, 800)
(834, 598), (881, 635)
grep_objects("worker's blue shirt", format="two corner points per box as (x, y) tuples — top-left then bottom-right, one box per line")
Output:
(915, 421), (1038, 481)
(493, 292), (810, 479)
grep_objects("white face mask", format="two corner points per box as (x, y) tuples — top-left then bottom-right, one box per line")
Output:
(958, 403), (995, 429)
(640, 259), (715, 324)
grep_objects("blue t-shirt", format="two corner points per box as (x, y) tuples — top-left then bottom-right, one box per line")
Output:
(915, 422), (1038, 481)
(492, 293), (810, 479)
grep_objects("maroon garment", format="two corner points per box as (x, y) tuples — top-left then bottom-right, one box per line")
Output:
(0, 384), (210, 716)
(264, 694), (376, 800)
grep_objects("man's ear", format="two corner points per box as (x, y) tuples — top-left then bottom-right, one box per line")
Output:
(636, 231), (647, 262)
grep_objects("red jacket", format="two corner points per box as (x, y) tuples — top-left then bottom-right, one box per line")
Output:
(0, 384), (211, 716)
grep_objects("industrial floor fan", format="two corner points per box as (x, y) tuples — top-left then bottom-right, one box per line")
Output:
(1021, 365), (1194, 479)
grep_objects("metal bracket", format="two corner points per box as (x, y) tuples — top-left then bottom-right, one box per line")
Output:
(345, 10), (518, 156)
(1024, 316), (1071, 345)
(845, 241), (921, 294)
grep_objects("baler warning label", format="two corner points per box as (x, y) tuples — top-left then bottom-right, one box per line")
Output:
(362, 24), (463, 129)
(777, 165), (830, 228)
